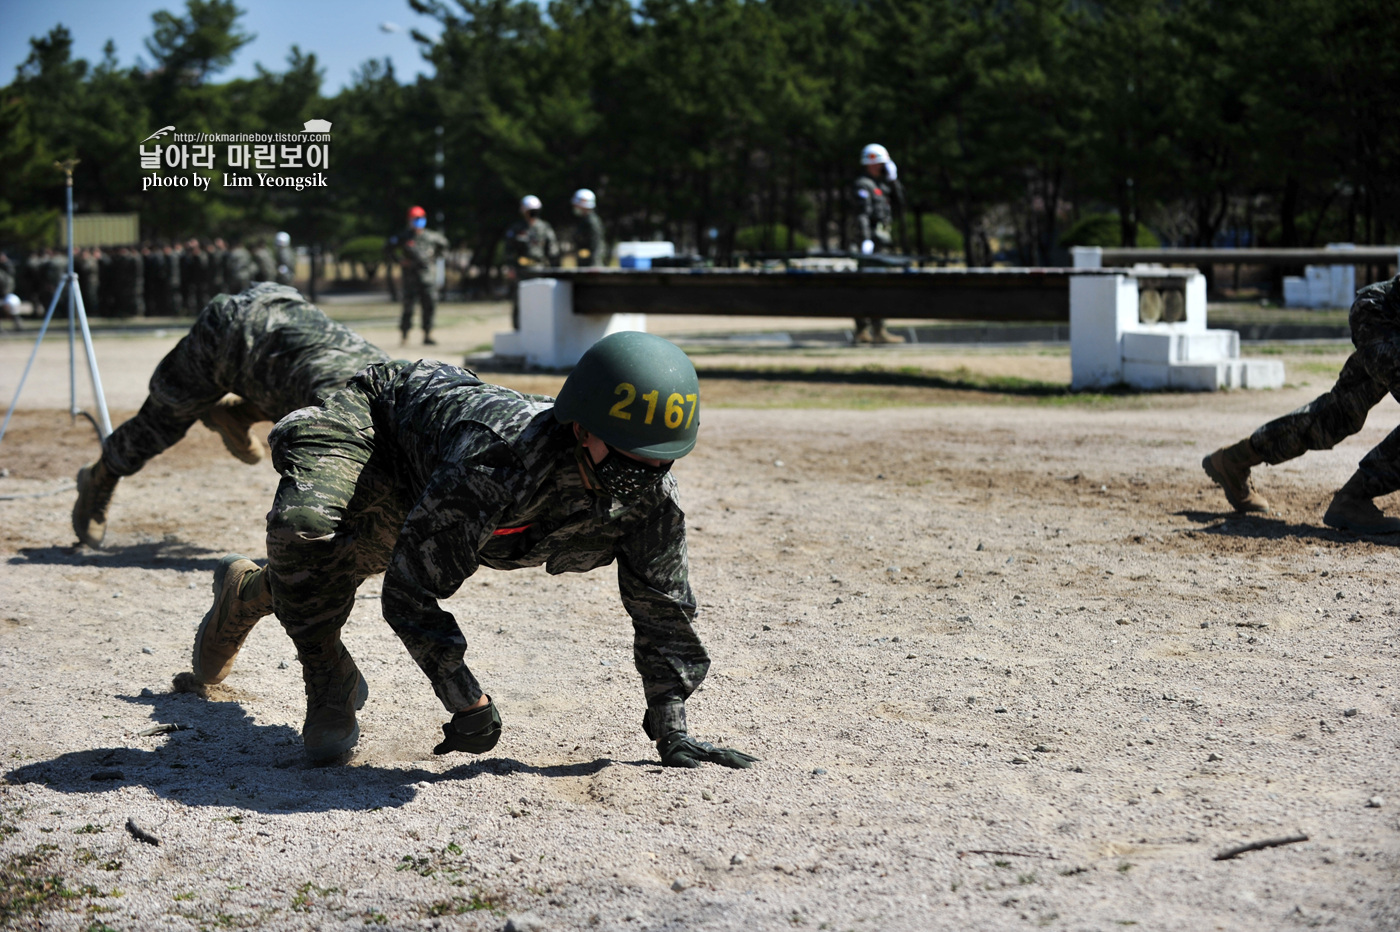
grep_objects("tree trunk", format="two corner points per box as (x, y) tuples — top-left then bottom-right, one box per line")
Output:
(1280, 175), (1299, 247)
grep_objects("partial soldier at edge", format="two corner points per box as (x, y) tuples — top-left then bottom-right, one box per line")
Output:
(71, 283), (390, 547)
(1204, 273), (1400, 534)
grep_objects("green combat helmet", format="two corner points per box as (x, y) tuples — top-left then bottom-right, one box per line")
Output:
(554, 331), (699, 459)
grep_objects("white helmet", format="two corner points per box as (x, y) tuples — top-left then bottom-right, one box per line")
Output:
(3, 294), (19, 312)
(861, 143), (891, 166)
(274, 231), (290, 246)
(520, 195), (542, 211)
(571, 188), (597, 210)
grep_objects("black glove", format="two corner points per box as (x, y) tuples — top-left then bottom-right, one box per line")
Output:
(433, 698), (502, 755)
(657, 731), (759, 769)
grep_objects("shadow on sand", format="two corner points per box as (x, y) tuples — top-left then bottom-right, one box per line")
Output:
(1176, 509), (1400, 546)
(9, 538), (228, 572)
(4, 689), (618, 815)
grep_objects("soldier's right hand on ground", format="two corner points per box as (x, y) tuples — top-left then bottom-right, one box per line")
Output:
(432, 699), (502, 755)
(657, 731), (759, 769)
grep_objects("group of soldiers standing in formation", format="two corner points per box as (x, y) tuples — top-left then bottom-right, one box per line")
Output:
(6, 142), (898, 346)
(388, 190), (606, 341)
(0, 234), (295, 322)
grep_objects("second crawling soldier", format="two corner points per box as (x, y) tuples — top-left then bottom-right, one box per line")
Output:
(389, 205), (449, 346)
(571, 188), (607, 267)
(189, 331), (758, 771)
(1205, 272), (1400, 534)
(71, 283), (389, 547)
(853, 143), (906, 345)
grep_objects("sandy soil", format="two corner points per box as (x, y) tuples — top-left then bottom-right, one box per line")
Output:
(0, 308), (1397, 931)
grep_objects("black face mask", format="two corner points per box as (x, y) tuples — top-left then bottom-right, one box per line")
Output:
(596, 448), (671, 500)
(576, 436), (671, 502)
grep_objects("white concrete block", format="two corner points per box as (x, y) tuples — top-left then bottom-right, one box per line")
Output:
(492, 329), (523, 358)
(1183, 273), (1207, 331)
(1283, 276), (1309, 308)
(1239, 358), (1285, 389)
(506, 278), (647, 368)
(1324, 244), (1357, 307)
(1144, 359), (1285, 391)
(1121, 361), (1171, 390)
(1168, 362), (1230, 391)
(1121, 330), (1238, 365)
(1070, 273), (1138, 389)
(1071, 246), (1103, 269)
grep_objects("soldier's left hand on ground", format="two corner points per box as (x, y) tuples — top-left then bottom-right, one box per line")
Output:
(432, 699), (503, 755)
(657, 731), (759, 769)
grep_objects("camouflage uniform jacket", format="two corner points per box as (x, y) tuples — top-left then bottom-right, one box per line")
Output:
(854, 175), (903, 248)
(1348, 274), (1400, 347)
(573, 212), (607, 266)
(391, 227), (448, 279)
(251, 246), (277, 283)
(353, 359), (706, 739)
(226, 247), (254, 293)
(505, 219), (560, 267)
(200, 283), (388, 420)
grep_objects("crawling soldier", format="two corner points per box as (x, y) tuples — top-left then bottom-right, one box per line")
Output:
(71, 283), (389, 547)
(189, 331), (757, 771)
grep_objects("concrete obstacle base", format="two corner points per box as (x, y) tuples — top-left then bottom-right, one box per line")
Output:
(492, 279), (645, 369)
(1068, 258), (1283, 391)
(495, 268), (1283, 391)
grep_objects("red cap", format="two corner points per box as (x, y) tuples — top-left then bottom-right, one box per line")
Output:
(408, 206), (427, 219)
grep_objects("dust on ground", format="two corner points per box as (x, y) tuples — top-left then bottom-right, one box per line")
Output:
(0, 303), (1396, 931)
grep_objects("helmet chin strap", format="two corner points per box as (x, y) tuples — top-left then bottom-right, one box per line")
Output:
(572, 426), (603, 491)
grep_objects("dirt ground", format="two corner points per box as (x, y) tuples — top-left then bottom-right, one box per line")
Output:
(0, 303), (1397, 931)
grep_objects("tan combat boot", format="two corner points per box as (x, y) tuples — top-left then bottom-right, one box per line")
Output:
(296, 636), (369, 760)
(1202, 438), (1269, 513)
(199, 395), (267, 464)
(72, 459), (119, 547)
(192, 554), (274, 684)
(870, 321), (906, 344)
(1323, 474), (1400, 534)
(853, 320), (874, 344)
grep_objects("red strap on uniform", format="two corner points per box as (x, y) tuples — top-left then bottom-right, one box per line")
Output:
(492, 524), (533, 536)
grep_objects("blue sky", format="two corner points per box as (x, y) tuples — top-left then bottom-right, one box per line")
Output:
(0, 0), (444, 93)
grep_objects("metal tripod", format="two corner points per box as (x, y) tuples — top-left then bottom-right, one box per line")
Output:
(0, 160), (113, 450)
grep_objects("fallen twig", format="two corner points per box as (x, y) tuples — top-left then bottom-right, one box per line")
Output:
(125, 818), (160, 846)
(1214, 833), (1307, 861)
(136, 723), (184, 737)
(958, 849), (1059, 861)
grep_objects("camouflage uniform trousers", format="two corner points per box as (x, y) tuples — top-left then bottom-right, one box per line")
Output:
(100, 284), (385, 477)
(260, 388), (481, 710)
(1250, 282), (1400, 498)
(399, 268), (436, 336)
